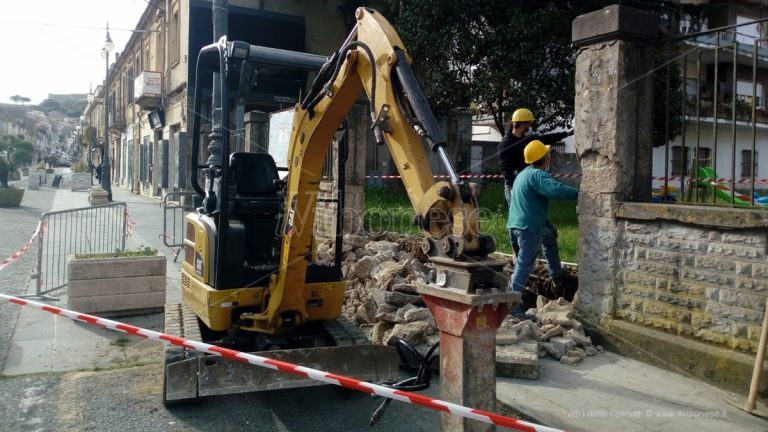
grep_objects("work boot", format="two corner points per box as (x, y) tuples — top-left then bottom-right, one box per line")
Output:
(521, 289), (538, 311)
(552, 273), (578, 301)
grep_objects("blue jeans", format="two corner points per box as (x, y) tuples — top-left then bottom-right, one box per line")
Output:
(504, 184), (520, 255)
(508, 224), (564, 294)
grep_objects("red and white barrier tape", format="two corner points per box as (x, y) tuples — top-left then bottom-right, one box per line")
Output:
(123, 207), (137, 239)
(365, 173), (768, 184)
(652, 176), (768, 184)
(0, 293), (562, 432)
(0, 221), (43, 272)
(365, 173), (581, 180)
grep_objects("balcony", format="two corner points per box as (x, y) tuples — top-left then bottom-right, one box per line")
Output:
(134, 71), (163, 109)
(109, 110), (126, 133)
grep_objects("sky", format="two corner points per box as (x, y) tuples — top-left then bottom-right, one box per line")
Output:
(0, 0), (149, 106)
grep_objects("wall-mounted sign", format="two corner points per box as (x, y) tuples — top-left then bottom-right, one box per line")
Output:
(135, 71), (162, 98)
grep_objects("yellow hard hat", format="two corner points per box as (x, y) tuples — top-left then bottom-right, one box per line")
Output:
(512, 108), (534, 123)
(524, 140), (550, 164)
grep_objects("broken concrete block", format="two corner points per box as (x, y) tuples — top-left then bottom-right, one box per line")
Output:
(550, 336), (576, 358)
(584, 345), (598, 356)
(539, 325), (565, 341)
(384, 321), (431, 346)
(560, 354), (583, 366)
(355, 296), (377, 324)
(365, 240), (400, 254)
(496, 340), (540, 380)
(351, 256), (377, 280)
(566, 329), (592, 346)
(539, 342), (563, 360)
(403, 306), (432, 323)
(392, 283), (419, 295)
(385, 291), (424, 307)
(372, 322), (395, 345)
(567, 348), (587, 360)
(496, 328), (520, 345)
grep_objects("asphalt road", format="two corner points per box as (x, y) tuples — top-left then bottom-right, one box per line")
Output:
(0, 364), (441, 431)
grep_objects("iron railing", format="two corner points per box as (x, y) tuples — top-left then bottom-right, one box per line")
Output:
(654, 18), (768, 208)
(25, 202), (127, 300)
(162, 191), (197, 262)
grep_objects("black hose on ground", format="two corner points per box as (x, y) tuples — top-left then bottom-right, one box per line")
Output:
(369, 337), (439, 426)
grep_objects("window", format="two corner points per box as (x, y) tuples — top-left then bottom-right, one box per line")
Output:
(144, 40), (151, 70)
(170, 2), (180, 65)
(697, 147), (711, 168)
(685, 78), (698, 100)
(671, 146), (691, 176)
(135, 53), (142, 75)
(126, 67), (134, 102)
(742, 150), (759, 178)
(736, 80), (763, 108)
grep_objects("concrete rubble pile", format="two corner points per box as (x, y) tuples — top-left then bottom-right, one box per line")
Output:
(498, 296), (604, 369)
(322, 232), (600, 378)
(317, 233), (440, 352)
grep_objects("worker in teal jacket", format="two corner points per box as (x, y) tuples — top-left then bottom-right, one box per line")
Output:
(508, 140), (579, 311)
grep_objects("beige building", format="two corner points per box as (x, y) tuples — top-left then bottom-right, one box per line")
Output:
(83, 0), (361, 198)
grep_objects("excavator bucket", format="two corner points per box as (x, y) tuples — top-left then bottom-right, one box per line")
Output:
(162, 304), (401, 403)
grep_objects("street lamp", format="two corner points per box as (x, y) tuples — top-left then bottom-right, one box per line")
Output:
(100, 22), (115, 200)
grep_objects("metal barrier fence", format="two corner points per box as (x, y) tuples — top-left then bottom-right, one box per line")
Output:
(162, 191), (197, 262)
(654, 18), (768, 207)
(26, 202), (127, 300)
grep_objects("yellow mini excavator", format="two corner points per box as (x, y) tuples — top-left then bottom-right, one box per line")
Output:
(162, 8), (502, 405)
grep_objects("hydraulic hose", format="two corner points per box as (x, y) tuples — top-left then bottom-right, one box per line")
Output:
(369, 337), (439, 426)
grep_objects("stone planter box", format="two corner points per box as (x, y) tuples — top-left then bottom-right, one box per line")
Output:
(0, 187), (25, 207)
(88, 188), (109, 205)
(68, 254), (166, 315)
(28, 171), (44, 189)
(70, 173), (92, 191)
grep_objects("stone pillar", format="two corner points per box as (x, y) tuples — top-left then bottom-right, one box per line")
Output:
(243, 110), (268, 153)
(419, 285), (517, 432)
(572, 5), (657, 323)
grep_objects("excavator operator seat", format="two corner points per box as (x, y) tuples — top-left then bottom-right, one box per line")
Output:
(227, 152), (283, 282)
(229, 152), (282, 215)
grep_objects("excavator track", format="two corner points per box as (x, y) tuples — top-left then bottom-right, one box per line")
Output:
(162, 304), (399, 404)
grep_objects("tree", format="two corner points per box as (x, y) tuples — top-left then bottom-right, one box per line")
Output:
(38, 98), (62, 114)
(0, 135), (35, 187)
(389, 0), (686, 134)
(9, 95), (31, 106)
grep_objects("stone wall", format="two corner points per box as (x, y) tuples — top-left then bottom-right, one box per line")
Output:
(616, 211), (768, 353)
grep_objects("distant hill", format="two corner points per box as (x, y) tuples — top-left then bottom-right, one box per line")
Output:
(38, 94), (88, 118)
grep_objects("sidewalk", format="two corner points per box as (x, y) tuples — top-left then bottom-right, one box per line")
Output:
(1, 186), (180, 376)
(496, 351), (767, 432)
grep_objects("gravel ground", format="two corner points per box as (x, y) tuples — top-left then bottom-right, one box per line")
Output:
(0, 186), (57, 370)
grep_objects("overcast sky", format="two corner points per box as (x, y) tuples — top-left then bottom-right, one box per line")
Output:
(0, 0), (148, 106)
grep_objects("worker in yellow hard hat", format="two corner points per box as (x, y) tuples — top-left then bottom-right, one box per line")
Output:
(507, 140), (579, 313)
(497, 108), (573, 255)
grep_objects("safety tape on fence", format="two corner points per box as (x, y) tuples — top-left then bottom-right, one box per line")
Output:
(0, 221), (43, 272)
(364, 173), (768, 184)
(0, 292), (561, 432)
(123, 207), (137, 239)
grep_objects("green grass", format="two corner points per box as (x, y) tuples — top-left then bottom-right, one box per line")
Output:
(364, 183), (579, 263)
